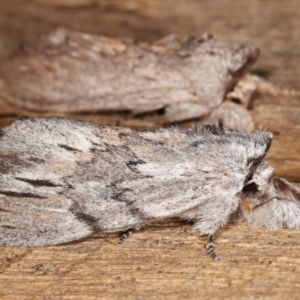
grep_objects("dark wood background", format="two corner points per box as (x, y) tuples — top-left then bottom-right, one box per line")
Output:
(0, 1), (300, 299)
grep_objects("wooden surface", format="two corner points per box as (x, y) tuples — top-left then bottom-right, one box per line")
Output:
(0, 1), (300, 299)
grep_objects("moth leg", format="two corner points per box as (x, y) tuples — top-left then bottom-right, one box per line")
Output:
(118, 228), (136, 244)
(206, 234), (219, 261)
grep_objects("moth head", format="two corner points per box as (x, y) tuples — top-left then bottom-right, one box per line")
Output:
(176, 35), (259, 74)
(226, 45), (259, 76)
(240, 175), (300, 230)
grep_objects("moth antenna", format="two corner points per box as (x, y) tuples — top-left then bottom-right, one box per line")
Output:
(252, 196), (278, 210)
(118, 228), (136, 244)
(206, 234), (219, 261)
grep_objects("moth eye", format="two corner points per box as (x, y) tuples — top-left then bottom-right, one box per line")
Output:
(242, 182), (259, 193)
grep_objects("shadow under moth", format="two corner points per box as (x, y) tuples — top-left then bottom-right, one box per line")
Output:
(1, 27), (298, 131)
(1, 117), (300, 260)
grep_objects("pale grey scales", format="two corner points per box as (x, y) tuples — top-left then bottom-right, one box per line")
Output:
(0, 117), (299, 259)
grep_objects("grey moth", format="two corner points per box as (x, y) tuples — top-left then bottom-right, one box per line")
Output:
(0, 117), (299, 260)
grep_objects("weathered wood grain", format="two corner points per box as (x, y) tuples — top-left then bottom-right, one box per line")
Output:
(0, 1), (300, 300)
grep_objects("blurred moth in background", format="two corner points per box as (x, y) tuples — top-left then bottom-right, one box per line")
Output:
(0, 117), (299, 260)
(1, 27), (297, 131)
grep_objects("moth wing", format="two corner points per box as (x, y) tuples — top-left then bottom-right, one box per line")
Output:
(0, 117), (192, 246)
(0, 195), (93, 247)
(0, 118), (108, 246)
(0, 28), (258, 118)
(0, 118), (272, 247)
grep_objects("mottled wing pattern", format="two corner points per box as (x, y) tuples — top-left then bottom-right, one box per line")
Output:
(0, 28), (258, 122)
(0, 118), (271, 246)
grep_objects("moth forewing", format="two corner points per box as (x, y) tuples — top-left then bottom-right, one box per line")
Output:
(0, 28), (259, 129)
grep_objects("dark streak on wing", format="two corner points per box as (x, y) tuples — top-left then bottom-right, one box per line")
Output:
(110, 188), (149, 220)
(69, 202), (101, 232)
(118, 133), (128, 137)
(102, 142), (118, 154)
(1, 225), (16, 229)
(0, 190), (46, 199)
(105, 181), (148, 219)
(126, 206), (148, 220)
(126, 159), (146, 171)
(0, 153), (32, 174)
(15, 177), (62, 187)
(58, 144), (81, 152)
(28, 157), (46, 163)
(111, 188), (133, 202)
(118, 131), (166, 146)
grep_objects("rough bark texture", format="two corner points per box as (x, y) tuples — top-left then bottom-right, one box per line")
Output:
(0, 1), (300, 299)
